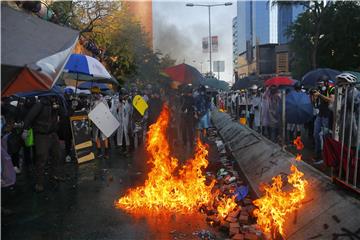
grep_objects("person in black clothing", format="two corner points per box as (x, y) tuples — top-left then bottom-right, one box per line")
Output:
(148, 91), (163, 125)
(23, 96), (65, 192)
(312, 76), (335, 163)
(180, 88), (195, 148)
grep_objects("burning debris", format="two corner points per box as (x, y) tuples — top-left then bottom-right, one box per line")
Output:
(253, 165), (308, 238)
(116, 105), (216, 212)
(116, 105), (308, 240)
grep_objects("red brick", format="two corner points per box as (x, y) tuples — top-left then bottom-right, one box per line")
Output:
(229, 226), (240, 236)
(244, 232), (258, 240)
(220, 220), (230, 229)
(240, 210), (249, 217)
(232, 233), (244, 240)
(228, 208), (241, 218)
(238, 215), (249, 224)
(229, 222), (240, 228)
(226, 216), (238, 223)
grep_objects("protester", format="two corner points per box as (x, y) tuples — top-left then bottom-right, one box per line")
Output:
(148, 90), (162, 125)
(90, 86), (110, 159)
(23, 95), (65, 192)
(180, 86), (195, 148)
(194, 85), (211, 139)
(311, 75), (335, 163)
(114, 91), (132, 155)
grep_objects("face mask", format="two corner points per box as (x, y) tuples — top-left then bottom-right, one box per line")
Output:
(321, 86), (326, 91)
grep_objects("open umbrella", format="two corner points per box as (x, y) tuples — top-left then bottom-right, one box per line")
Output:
(284, 91), (314, 124)
(302, 68), (340, 87)
(78, 82), (109, 91)
(264, 76), (295, 87)
(1, 5), (79, 97)
(63, 54), (114, 94)
(163, 63), (204, 86)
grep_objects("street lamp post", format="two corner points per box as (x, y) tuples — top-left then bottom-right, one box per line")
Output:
(186, 2), (232, 76)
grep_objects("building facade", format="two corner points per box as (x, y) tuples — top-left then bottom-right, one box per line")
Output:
(233, 0), (305, 78)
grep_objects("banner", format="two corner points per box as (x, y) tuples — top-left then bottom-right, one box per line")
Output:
(70, 113), (94, 164)
(202, 36), (219, 53)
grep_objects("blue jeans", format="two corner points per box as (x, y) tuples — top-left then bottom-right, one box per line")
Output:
(313, 116), (329, 158)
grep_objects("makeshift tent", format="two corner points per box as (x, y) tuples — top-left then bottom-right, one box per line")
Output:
(163, 63), (204, 86)
(1, 5), (79, 97)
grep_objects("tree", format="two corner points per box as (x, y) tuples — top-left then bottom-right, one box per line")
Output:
(285, 1), (360, 78)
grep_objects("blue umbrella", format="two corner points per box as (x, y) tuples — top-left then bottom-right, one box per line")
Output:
(302, 68), (340, 87)
(284, 91), (314, 124)
(64, 54), (112, 80)
(14, 85), (67, 112)
(78, 82), (109, 91)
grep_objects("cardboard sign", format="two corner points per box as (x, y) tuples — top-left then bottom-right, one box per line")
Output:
(88, 102), (120, 138)
(70, 113), (95, 164)
(132, 95), (148, 116)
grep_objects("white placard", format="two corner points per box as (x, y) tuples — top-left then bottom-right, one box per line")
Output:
(88, 102), (120, 138)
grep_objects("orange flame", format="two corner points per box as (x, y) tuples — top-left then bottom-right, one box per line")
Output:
(116, 105), (216, 212)
(253, 165), (308, 238)
(295, 154), (302, 161)
(217, 195), (237, 218)
(293, 136), (304, 151)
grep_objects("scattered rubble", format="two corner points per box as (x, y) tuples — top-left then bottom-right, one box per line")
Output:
(201, 128), (264, 240)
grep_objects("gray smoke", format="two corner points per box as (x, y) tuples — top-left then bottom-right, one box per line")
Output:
(153, 1), (236, 82)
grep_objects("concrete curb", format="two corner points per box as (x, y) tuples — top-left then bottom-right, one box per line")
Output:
(211, 110), (360, 240)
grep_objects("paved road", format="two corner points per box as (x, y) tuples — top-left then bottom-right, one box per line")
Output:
(2, 143), (226, 240)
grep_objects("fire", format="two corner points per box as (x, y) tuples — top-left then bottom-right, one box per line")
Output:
(295, 154), (302, 161)
(217, 195), (237, 218)
(116, 104), (216, 212)
(253, 165), (308, 238)
(293, 136), (304, 151)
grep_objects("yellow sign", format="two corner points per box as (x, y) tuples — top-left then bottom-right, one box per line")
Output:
(132, 95), (148, 116)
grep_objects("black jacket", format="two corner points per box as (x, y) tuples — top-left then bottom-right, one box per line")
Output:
(24, 98), (64, 134)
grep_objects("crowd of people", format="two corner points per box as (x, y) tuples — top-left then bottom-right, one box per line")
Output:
(1, 83), (217, 192)
(217, 73), (359, 165)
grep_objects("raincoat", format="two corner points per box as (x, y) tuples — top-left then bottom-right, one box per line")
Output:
(114, 100), (132, 146)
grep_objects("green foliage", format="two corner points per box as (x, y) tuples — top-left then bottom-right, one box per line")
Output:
(286, 1), (360, 78)
(49, 1), (177, 88)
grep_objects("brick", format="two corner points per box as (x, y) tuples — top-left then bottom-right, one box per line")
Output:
(238, 215), (249, 224)
(226, 216), (238, 223)
(240, 210), (249, 217)
(220, 219), (230, 228)
(229, 226), (240, 236)
(230, 222), (240, 228)
(244, 232), (258, 240)
(228, 208), (241, 218)
(232, 233), (244, 240)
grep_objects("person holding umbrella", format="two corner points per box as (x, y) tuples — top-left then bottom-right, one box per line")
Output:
(311, 75), (335, 164)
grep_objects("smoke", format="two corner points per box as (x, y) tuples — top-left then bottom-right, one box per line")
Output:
(153, 1), (236, 82)
(153, 12), (199, 64)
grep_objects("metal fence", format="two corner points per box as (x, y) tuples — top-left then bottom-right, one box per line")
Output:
(218, 85), (360, 193)
(332, 82), (360, 193)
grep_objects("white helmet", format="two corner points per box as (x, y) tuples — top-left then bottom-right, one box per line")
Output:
(250, 84), (258, 90)
(336, 73), (357, 83)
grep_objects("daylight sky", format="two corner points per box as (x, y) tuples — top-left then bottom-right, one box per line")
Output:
(153, 0), (237, 83)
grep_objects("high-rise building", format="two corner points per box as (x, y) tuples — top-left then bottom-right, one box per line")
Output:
(233, 1), (305, 77)
(126, 1), (153, 48)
